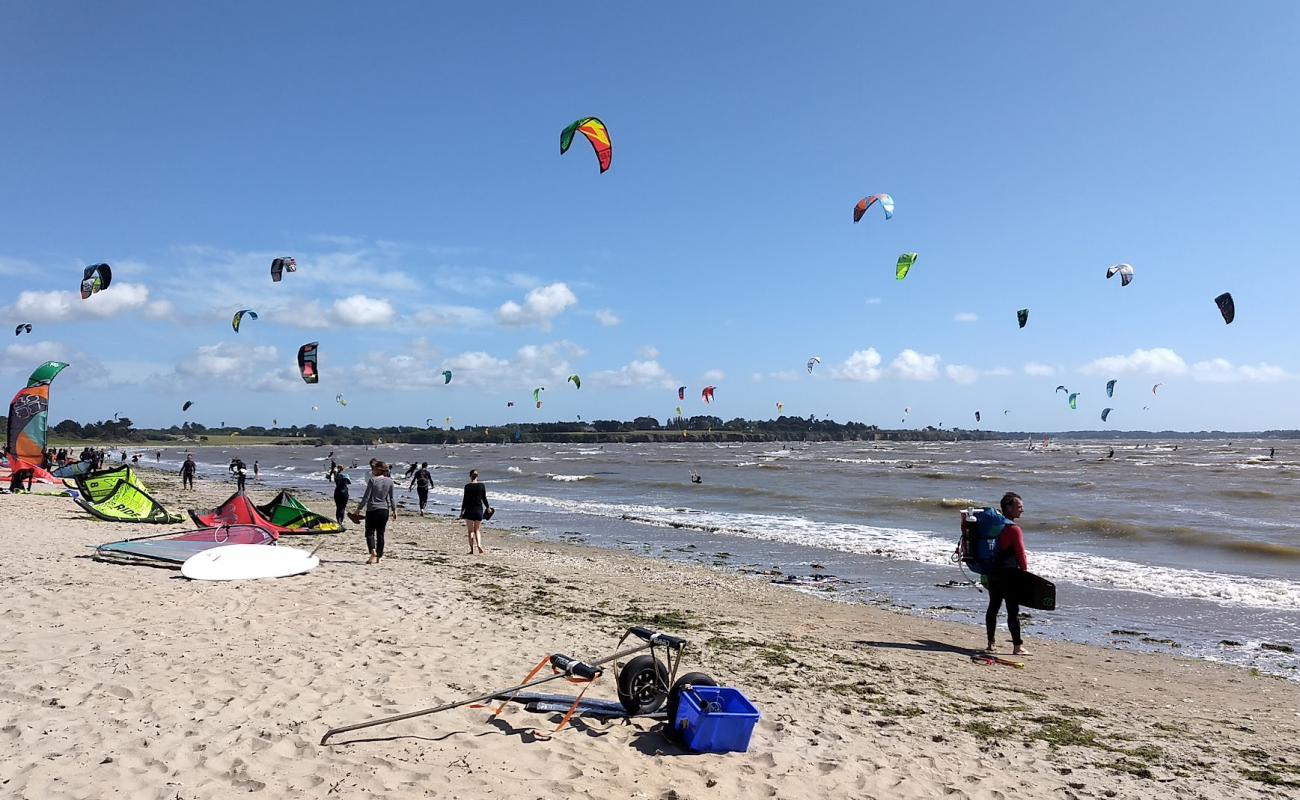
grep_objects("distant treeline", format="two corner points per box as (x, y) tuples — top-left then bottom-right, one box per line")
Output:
(11, 415), (1298, 447)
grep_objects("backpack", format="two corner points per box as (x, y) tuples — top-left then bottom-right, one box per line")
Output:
(959, 507), (1008, 575)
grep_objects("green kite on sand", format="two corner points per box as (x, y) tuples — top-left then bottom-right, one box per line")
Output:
(70, 466), (184, 524)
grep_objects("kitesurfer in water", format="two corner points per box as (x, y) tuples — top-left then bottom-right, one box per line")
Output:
(357, 461), (396, 564)
(459, 469), (490, 555)
(1270, 447), (1276, 459)
(332, 467), (351, 525)
(1107, 448), (1115, 459)
(983, 492), (1030, 656)
(180, 455), (196, 491)
(690, 469), (702, 484)
(253, 461), (259, 481)
(408, 462), (433, 515)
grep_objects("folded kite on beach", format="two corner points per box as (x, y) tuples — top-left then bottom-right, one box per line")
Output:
(255, 490), (343, 533)
(70, 465), (184, 524)
(190, 490), (329, 537)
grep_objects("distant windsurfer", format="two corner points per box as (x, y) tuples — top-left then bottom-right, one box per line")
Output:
(408, 462), (433, 516)
(180, 455), (196, 491)
(983, 492), (1030, 656)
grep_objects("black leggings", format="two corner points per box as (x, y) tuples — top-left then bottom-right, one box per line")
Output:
(365, 508), (390, 557)
(417, 486), (429, 509)
(334, 492), (349, 524)
(985, 577), (1022, 646)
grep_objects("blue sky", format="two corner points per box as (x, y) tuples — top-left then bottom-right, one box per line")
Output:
(2, 3), (1298, 431)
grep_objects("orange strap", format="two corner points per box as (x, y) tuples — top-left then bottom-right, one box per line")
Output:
(490, 654), (552, 719)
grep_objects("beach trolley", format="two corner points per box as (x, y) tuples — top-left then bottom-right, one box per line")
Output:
(320, 626), (719, 744)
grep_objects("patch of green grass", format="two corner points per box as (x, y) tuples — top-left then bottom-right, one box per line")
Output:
(1052, 705), (1103, 719)
(1100, 759), (1154, 780)
(963, 719), (1020, 741)
(1031, 717), (1104, 749)
(1239, 768), (1300, 788)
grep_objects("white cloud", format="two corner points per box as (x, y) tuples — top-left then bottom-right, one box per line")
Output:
(864, 297), (882, 306)
(495, 282), (578, 330)
(594, 309), (621, 327)
(8, 282), (157, 322)
(890, 349), (941, 381)
(638, 345), (659, 359)
(954, 312), (978, 323)
(945, 364), (979, 384)
(176, 342), (279, 380)
(330, 294), (397, 327)
(144, 300), (175, 320)
(832, 349), (883, 382)
(1024, 362), (1057, 377)
(350, 341), (585, 391)
(1082, 347), (1187, 376)
(1190, 358), (1289, 383)
(1, 340), (71, 369)
(593, 359), (676, 389)
(702, 369), (726, 382)
(411, 305), (492, 327)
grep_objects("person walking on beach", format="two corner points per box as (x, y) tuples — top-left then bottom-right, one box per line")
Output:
(983, 492), (1029, 656)
(332, 467), (351, 525)
(253, 460), (260, 481)
(459, 469), (490, 555)
(357, 461), (396, 564)
(180, 455), (196, 490)
(235, 466), (247, 493)
(408, 461), (433, 515)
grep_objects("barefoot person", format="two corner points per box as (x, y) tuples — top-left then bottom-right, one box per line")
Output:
(179, 455), (197, 490)
(356, 461), (396, 564)
(459, 469), (490, 555)
(984, 492), (1029, 656)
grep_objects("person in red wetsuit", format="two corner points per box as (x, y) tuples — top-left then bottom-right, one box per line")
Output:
(986, 492), (1029, 655)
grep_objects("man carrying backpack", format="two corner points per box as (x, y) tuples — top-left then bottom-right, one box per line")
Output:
(961, 492), (1029, 655)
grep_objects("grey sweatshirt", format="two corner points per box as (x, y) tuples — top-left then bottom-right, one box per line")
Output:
(359, 475), (396, 512)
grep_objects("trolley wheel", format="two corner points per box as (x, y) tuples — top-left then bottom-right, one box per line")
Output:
(664, 672), (717, 745)
(616, 655), (669, 714)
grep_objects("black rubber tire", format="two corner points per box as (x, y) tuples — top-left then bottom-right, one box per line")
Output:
(663, 672), (717, 745)
(616, 655), (670, 714)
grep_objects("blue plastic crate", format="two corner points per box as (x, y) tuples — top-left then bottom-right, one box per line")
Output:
(674, 686), (760, 754)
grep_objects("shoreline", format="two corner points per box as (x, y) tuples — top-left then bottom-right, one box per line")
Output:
(2, 470), (1299, 797)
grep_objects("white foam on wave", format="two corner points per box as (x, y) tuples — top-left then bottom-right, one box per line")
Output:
(418, 482), (1300, 611)
(547, 474), (590, 482)
(506, 466), (523, 474)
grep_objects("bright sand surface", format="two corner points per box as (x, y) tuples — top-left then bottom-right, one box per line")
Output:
(3, 471), (1300, 799)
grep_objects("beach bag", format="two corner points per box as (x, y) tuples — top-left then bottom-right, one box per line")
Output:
(484, 506), (495, 521)
(959, 508), (1007, 575)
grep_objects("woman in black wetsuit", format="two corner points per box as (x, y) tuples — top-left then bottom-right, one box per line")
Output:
(459, 469), (490, 555)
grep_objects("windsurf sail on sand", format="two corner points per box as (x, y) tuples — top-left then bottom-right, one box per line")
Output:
(71, 466), (184, 523)
(95, 524), (274, 566)
(255, 490), (343, 533)
(189, 491), (304, 537)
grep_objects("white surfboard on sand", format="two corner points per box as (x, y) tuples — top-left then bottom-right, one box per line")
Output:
(181, 544), (320, 581)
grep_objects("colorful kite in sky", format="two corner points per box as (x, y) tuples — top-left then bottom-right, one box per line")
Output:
(895, 253), (918, 280)
(853, 194), (894, 223)
(232, 309), (258, 333)
(80, 263), (112, 299)
(701, 386), (716, 404)
(1017, 309), (1029, 329)
(298, 342), (319, 384)
(560, 117), (612, 173)
(1106, 263), (1135, 286)
(271, 257), (297, 283)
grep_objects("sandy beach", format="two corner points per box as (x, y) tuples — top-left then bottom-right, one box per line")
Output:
(2, 470), (1299, 799)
